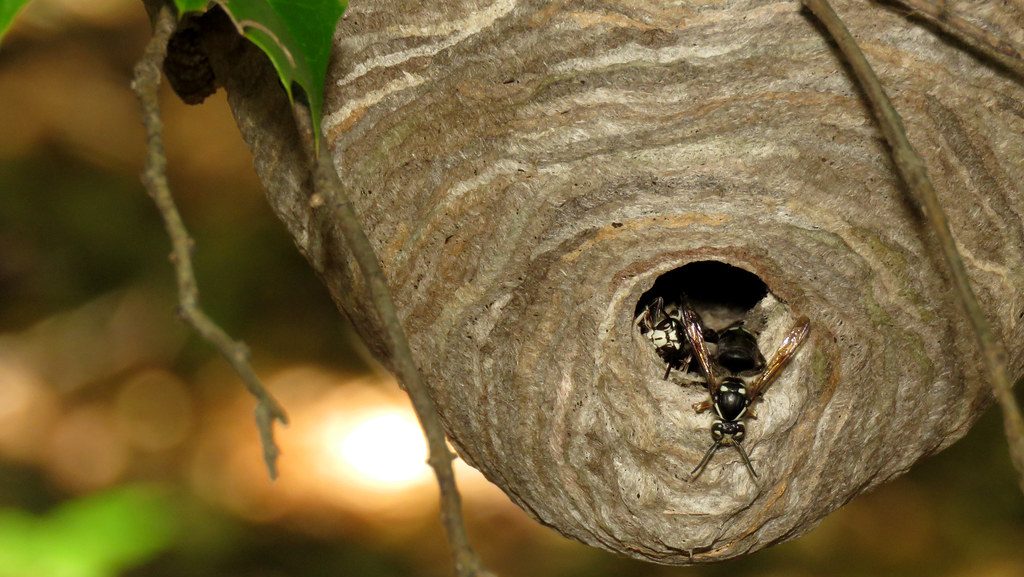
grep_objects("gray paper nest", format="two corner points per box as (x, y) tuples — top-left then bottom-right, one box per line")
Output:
(188, 0), (1024, 564)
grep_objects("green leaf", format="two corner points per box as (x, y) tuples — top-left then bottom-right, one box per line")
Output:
(0, 0), (32, 42)
(174, 0), (347, 148)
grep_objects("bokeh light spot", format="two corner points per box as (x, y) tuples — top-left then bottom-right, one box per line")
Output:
(326, 409), (431, 490)
(0, 357), (58, 461)
(46, 405), (129, 492)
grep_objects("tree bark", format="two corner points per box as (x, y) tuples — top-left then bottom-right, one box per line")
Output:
(183, 0), (1024, 563)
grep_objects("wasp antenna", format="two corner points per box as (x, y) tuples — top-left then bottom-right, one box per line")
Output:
(734, 442), (759, 480)
(689, 439), (722, 480)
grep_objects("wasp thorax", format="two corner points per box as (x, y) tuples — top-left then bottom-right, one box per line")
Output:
(650, 318), (681, 352)
(716, 378), (749, 421)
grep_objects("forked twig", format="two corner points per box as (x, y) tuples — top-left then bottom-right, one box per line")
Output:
(882, 0), (1024, 79)
(801, 0), (1024, 494)
(132, 6), (288, 479)
(313, 141), (492, 577)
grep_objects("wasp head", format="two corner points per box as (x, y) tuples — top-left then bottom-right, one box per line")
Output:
(693, 420), (757, 481)
(711, 419), (745, 444)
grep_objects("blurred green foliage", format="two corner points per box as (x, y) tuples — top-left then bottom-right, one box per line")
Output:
(0, 154), (364, 373)
(0, 158), (166, 327)
(0, 486), (176, 577)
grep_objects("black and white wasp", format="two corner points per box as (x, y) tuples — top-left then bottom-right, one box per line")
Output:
(678, 304), (810, 481)
(636, 296), (717, 380)
(636, 296), (690, 379)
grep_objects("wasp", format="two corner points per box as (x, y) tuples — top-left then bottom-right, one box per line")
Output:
(679, 304), (810, 481)
(636, 297), (715, 379)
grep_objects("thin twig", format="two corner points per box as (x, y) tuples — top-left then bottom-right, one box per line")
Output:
(313, 146), (492, 577)
(883, 0), (1024, 79)
(132, 6), (288, 479)
(801, 0), (1024, 495)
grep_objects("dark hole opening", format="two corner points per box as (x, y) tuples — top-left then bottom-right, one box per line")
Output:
(635, 260), (769, 331)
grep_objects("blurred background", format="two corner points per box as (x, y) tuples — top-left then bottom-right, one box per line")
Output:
(1, 2), (1023, 576)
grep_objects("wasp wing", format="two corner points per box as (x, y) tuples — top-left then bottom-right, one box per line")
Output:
(681, 304), (717, 391)
(747, 316), (810, 399)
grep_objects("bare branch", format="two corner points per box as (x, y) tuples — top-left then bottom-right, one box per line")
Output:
(131, 5), (288, 479)
(801, 0), (1024, 495)
(313, 146), (493, 577)
(882, 0), (1024, 79)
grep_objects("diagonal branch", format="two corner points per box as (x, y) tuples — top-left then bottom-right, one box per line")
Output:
(801, 0), (1024, 495)
(312, 145), (493, 577)
(881, 0), (1024, 79)
(132, 5), (288, 479)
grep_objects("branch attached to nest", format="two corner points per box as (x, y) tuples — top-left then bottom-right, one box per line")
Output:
(312, 143), (492, 577)
(132, 6), (288, 479)
(801, 0), (1024, 495)
(882, 0), (1024, 79)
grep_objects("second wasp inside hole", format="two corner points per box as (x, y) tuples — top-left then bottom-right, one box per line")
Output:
(635, 261), (771, 381)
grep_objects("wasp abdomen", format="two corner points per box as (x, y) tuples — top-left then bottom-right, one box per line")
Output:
(716, 326), (765, 374)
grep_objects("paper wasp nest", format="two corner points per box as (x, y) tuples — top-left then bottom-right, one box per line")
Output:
(190, 0), (1024, 563)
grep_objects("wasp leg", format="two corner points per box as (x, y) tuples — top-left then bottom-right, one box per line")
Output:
(745, 407), (758, 420)
(664, 364), (673, 380)
(691, 400), (713, 413)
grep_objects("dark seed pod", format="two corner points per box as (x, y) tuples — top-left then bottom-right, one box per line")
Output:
(163, 14), (217, 105)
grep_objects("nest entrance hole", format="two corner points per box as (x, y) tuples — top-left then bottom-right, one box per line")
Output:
(635, 261), (771, 378)
(635, 260), (770, 333)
